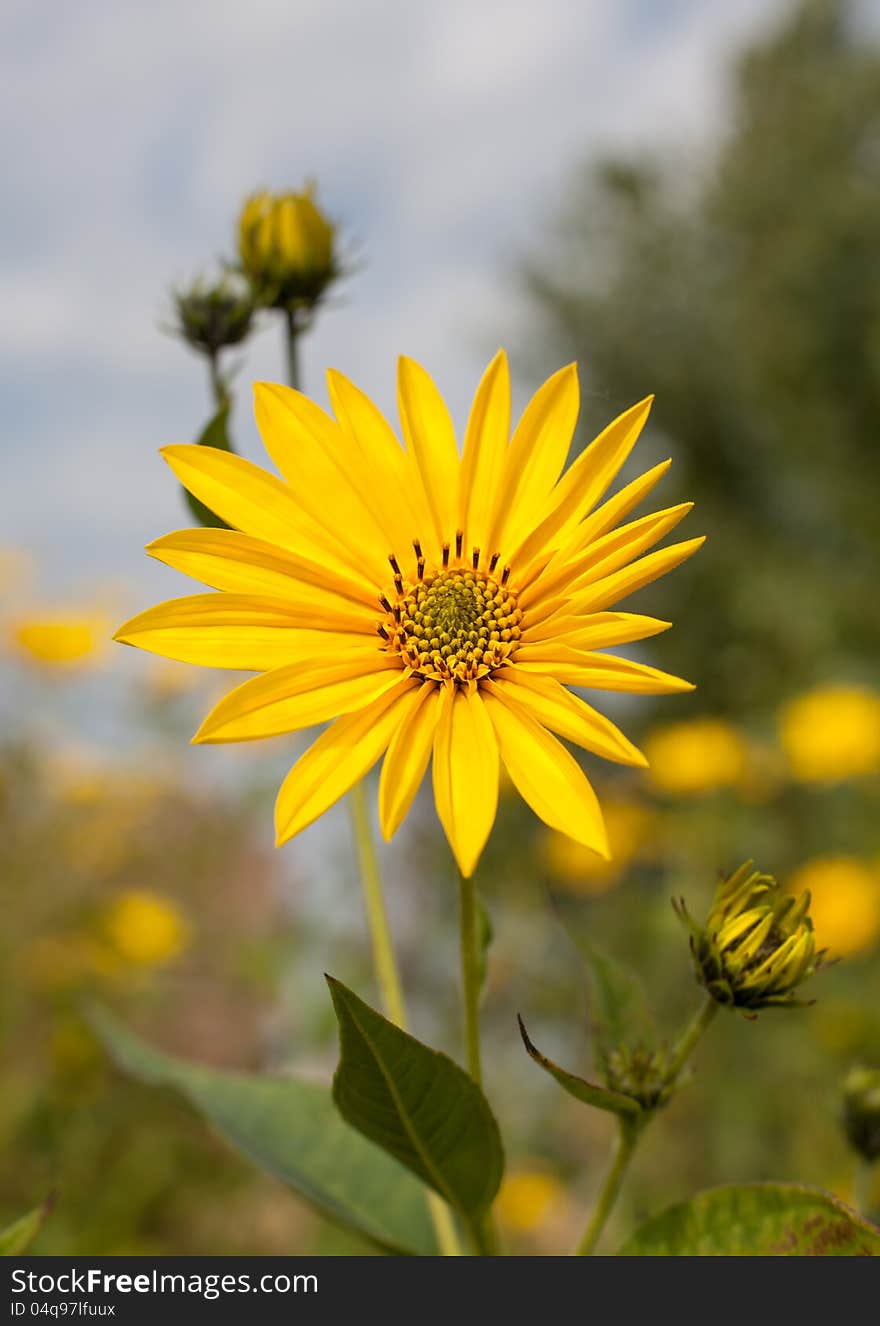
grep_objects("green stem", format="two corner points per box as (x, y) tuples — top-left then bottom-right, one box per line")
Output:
(665, 997), (718, 1088)
(854, 1158), (876, 1219)
(458, 871), (484, 1085)
(457, 870), (500, 1256)
(207, 350), (226, 410)
(348, 782), (406, 1026)
(574, 1120), (640, 1257)
(347, 783), (461, 1257)
(284, 308), (301, 392)
(573, 996), (718, 1256)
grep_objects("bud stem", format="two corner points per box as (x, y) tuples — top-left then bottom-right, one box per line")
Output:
(574, 1119), (640, 1256)
(207, 350), (227, 411)
(573, 996), (718, 1255)
(285, 308), (301, 393)
(665, 996), (718, 1088)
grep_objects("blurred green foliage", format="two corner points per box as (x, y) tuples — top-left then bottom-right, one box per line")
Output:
(523, 0), (880, 712)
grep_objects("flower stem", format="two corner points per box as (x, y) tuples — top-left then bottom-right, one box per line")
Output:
(457, 869), (500, 1256)
(348, 782), (406, 1026)
(573, 995), (719, 1255)
(284, 308), (300, 393)
(574, 1120), (640, 1257)
(347, 783), (461, 1257)
(458, 870), (484, 1085)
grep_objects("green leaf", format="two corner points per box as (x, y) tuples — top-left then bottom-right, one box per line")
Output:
(91, 1005), (436, 1256)
(184, 402), (233, 529)
(556, 912), (652, 1066)
(617, 1183), (880, 1256)
(0, 1200), (52, 1255)
(327, 976), (504, 1226)
(517, 1015), (641, 1118)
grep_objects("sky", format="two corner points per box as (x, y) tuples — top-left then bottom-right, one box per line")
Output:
(1, 0), (789, 610)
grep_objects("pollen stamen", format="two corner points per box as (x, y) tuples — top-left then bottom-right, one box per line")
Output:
(379, 559), (522, 686)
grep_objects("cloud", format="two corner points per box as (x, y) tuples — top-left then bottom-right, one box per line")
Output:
(0, 0), (787, 594)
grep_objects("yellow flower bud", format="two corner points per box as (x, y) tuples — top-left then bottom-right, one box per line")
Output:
(675, 861), (824, 1012)
(238, 186), (338, 312)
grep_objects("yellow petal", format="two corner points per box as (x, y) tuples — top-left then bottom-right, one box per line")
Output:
(147, 528), (378, 610)
(520, 609), (671, 648)
(193, 656), (401, 743)
(378, 684), (442, 839)
(573, 536), (705, 614)
(432, 685), (499, 877)
(253, 383), (392, 580)
(275, 677), (422, 843)
(487, 363), (579, 556)
(160, 445), (372, 589)
(522, 503), (693, 611)
(510, 396), (653, 570)
(458, 351), (511, 556)
(115, 594), (317, 670)
(397, 357), (460, 555)
(486, 672), (646, 767)
(482, 688), (609, 856)
(327, 368), (432, 554)
(516, 651), (695, 694)
(565, 459), (672, 557)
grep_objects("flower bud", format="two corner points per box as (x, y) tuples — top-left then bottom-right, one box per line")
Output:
(171, 276), (255, 355)
(604, 1042), (672, 1110)
(842, 1066), (880, 1162)
(675, 861), (824, 1011)
(237, 186), (338, 312)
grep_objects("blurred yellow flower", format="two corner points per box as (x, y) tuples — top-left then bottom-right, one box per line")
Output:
(543, 797), (658, 894)
(103, 891), (190, 967)
(10, 613), (108, 667)
(496, 1170), (564, 1234)
(643, 717), (747, 796)
(787, 856), (880, 958)
(778, 685), (880, 784)
(238, 186), (337, 310)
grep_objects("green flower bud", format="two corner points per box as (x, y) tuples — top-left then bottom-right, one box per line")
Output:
(842, 1066), (880, 1162)
(171, 276), (255, 356)
(675, 861), (825, 1012)
(604, 1042), (673, 1111)
(237, 185), (339, 313)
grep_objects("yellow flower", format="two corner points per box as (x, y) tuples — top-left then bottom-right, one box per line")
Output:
(238, 186), (337, 310)
(10, 613), (108, 667)
(778, 685), (880, 784)
(496, 1170), (563, 1234)
(787, 856), (880, 958)
(115, 354), (701, 876)
(543, 797), (659, 894)
(103, 890), (190, 967)
(643, 717), (747, 796)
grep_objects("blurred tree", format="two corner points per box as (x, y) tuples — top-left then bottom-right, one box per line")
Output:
(524, 0), (880, 712)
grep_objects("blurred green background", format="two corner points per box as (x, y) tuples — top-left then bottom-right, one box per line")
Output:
(2, 0), (879, 1254)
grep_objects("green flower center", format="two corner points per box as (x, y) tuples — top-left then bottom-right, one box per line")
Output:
(382, 566), (522, 684)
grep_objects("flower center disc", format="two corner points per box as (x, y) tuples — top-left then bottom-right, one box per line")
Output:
(383, 567), (522, 684)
